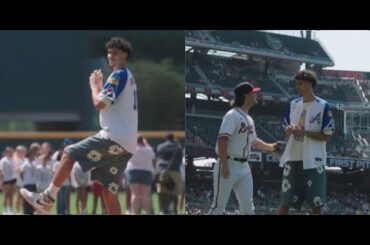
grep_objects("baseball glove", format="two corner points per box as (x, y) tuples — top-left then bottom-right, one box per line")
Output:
(272, 140), (286, 160)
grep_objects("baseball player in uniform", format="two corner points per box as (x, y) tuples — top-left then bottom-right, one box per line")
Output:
(209, 82), (277, 215)
(278, 70), (334, 215)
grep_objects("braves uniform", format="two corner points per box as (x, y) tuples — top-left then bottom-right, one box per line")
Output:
(210, 107), (257, 215)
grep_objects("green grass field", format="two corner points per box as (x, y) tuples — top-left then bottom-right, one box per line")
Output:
(0, 191), (185, 215)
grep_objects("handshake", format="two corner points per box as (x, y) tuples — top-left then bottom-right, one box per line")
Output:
(271, 141), (286, 160)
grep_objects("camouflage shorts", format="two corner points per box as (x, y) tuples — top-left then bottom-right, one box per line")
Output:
(280, 161), (326, 210)
(65, 134), (132, 194)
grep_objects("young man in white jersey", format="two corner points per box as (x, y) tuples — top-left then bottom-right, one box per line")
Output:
(209, 82), (277, 215)
(21, 37), (138, 215)
(278, 70), (334, 215)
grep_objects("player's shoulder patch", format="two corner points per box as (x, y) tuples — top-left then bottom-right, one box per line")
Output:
(100, 87), (115, 101)
(108, 72), (120, 85)
(108, 77), (119, 85)
(108, 70), (124, 85)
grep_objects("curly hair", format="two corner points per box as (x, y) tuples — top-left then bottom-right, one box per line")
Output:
(105, 37), (133, 59)
(294, 69), (317, 88)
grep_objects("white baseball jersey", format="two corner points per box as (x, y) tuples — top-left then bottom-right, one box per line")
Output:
(20, 159), (37, 186)
(0, 157), (16, 182)
(210, 107), (257, 215)
(215, 107), (257, 158)
(126, 145), (155, 173)
(35, 164), (53, 192)
(98, 68), (138, 154)
(280, 96), (335, 169)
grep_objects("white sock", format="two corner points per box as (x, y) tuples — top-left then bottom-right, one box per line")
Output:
(45, 183), (60, 200)
(6, 206), (11, 213)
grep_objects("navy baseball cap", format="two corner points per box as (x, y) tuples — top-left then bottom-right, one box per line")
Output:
(234, 82), (261, 97)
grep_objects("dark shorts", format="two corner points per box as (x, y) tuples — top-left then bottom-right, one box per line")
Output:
(280, 161), (326, 210)
(65, 134), (132, 194)
(3, 178), (17, 185)
(127, 169), (152, 186)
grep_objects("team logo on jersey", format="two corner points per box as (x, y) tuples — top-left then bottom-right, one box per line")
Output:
(326, 120), (335, 130)
(86, 150), (102, 162)
(108, 145), (124, 155)
(239, 122), (247, 133)
(100, 87), (115, 100)
(109, 166), (118, 175)
(309, 112), (321, 125)
(106, 87), (114, 98)
(108, 182), (119, 194)
(109, 78), (119, 85)
(238, 122), (253, 134)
